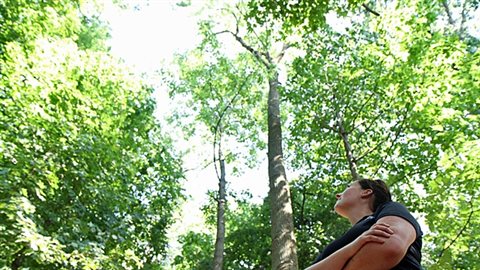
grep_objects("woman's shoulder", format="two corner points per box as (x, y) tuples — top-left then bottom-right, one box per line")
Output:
(375, 201), (423, 237)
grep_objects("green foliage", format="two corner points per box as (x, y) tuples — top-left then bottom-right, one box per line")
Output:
(0, 0), (82, 51)
(245, 0), (365, 34)
(222, 193), (271, 269)
(77, 15), (111, 51)
(165, 22), (268, 171)
(0, 0), (185, 268)
(175, 192), (271, 270)
(282, 0), (480, 268)
(173, 231), (214, 270)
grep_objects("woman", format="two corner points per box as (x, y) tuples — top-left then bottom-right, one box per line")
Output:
(306, 179), (423, 270)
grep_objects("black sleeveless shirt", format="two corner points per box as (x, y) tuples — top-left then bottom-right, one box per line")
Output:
(313, 202), (423, 269)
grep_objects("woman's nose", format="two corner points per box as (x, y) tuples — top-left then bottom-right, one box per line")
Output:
(336, 193), (341, 199)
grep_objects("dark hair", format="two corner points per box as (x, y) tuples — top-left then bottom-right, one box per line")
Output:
(358, 179), (392, 211)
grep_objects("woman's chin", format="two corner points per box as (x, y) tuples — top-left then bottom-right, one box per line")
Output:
(333, 203), (341, 213)
(334, 203), (347, 216)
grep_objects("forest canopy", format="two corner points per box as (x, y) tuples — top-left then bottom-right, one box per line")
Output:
(1, 0), (479, 269)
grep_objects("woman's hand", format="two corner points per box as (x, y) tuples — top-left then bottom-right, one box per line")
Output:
(352, 222), (394, 248)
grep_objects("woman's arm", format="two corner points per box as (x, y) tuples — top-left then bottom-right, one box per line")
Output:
(305, 223), (394, 270)
(342, 216), (416, 270)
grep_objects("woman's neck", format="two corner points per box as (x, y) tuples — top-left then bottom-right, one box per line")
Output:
(347, 207), (374, 225)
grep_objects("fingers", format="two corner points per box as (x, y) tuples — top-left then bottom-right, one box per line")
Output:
(360, 223), (394, 244)
(370, 229), (394, 238)
(364, 235), (386, 244)
(370, 223), (394, 234)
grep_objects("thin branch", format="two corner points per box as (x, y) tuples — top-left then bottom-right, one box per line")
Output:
(354, 110), (384, 143)
(335, 106), (360, 180)
(216, 30), (270, 68)
(362, 4), (380, 16)
(458, 0), (469, 39)
(213, 91), (241, 181)
(442, 0), (456, 26)
(276, 43), (292, 64)
(356, 107), (407, 163)
(261, 51), (272, 63)
(351, 57), (396, 142)
(213, 30), (230, 35)
(349, 89), (377, 131)
(390, 160), (438, 187)
(373, 104), (411, 175)
(212, 74), (252, 180)
(182, 159), (213, 174)
(438, 200), (477, 260)
(218, 7), (272, 68)
(236, 4), (271, 58)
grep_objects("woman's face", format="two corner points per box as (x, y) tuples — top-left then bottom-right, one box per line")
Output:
(334, 181), (363, 215)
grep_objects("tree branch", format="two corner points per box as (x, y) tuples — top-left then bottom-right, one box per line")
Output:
(213, 30), (230, 35)
(335, 109), (360, 181)
(458, 0), (469, 39)
(182, 159), (213, 173)
(373, 104), (411, 175)
(437, 200), (477, 260)
(276, 43), (292, 63)
(215, 8), (271, 68)
(362, 4), (380, 16)
(356, 107), (407, 163)
(441, 0), (456, 26)
(215, 30), (270, 68)
(212, 74), (252, 180)
(350, 89), (377, 130)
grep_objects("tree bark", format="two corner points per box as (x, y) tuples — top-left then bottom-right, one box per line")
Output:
(268, 73), (298, 270)
(336, 112), (360, 181)
(213, 147), (226, 270)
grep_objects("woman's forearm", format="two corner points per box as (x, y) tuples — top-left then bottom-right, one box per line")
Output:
(304, 242), (360, 270)
(305, 223), (393, 270)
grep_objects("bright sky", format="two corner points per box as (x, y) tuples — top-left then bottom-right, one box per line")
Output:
(103, 1), (199, 72)
(102, 0), (270, 218)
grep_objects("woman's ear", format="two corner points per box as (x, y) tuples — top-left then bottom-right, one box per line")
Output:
(361, 189), (373, 198)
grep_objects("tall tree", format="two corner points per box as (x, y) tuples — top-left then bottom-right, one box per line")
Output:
(212, 8), (299, 269)
(165, 22), (266, 268)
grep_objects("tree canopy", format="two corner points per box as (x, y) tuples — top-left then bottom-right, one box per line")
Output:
(1, 0), (479, 269)
(0, 1), (184, 269)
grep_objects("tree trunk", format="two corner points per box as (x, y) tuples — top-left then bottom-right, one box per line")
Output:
(267, 73), (298, 270)
(226, 28), (298, 269)
(336, 112), (360, 180)
(213, 149), (226, 270)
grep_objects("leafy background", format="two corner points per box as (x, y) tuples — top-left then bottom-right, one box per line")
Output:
(1, 0), (478, 269)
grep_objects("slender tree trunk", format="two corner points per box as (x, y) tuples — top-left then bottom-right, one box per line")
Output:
(268, 73), (298, 270)
(336, 112), (360, 180)
(213, 148), (226, 270)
